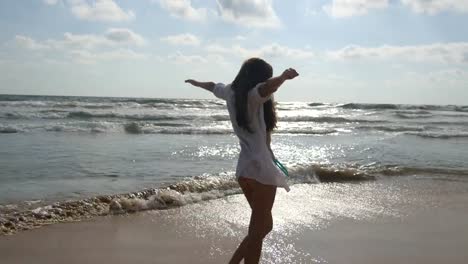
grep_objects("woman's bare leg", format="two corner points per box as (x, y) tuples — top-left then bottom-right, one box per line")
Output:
(229, 177), (254, 264)
(244, 182), (276, 264)
(230, 177), (276, 264)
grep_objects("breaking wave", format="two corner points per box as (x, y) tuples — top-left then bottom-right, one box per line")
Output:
(3, 162), (468, 236)
(309, 103), (326, 107)
(281, 116), (384, 123)
(406, 132), (468, 139)
(4, 121), (467, 136)
(66, 111), (199, 121)
(0, 126), (20, 133)
(341, 103), (468, 112)
(357, 125), (425, 132)
(123, 123), (230, 135)
(395, 113), (433, 119)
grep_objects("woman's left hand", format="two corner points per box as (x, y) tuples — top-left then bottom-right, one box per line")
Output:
(185, 79), (198, 86)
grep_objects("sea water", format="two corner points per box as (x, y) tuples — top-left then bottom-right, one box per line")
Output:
(1, 94), (467, 222)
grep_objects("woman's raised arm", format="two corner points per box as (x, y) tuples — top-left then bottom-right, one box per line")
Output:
(259, 68), (299, 98)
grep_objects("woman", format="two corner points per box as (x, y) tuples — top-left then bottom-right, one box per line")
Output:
(185, 58), (299, 263)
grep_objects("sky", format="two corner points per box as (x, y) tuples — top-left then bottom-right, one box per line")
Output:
(0, 0), (467, 104)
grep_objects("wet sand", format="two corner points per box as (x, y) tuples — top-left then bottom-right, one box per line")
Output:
(1, 178), (468, 263)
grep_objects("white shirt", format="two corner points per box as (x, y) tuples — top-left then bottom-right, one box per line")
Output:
(213, 82), (290, 192)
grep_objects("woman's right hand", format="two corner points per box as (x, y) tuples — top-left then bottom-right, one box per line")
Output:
(281, 68), (299, 80)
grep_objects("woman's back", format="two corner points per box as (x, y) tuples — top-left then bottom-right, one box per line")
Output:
(213, 82), (290, 191)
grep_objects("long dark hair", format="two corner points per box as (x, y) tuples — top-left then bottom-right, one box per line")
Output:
(232, 58), (277, 133)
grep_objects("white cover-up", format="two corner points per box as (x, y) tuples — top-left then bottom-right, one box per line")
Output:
(213, 82), (290, 192)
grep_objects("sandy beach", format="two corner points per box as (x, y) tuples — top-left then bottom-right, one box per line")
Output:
(2, 178), (468, 264)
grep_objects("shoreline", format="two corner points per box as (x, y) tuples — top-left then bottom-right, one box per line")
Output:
(0, 163), (379, 236)
(0, 175), (240, 236)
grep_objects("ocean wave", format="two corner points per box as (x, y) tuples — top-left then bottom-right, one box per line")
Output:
(0, 127), (20, 133)
(66, 111), (199, 121)
(357, 125), (425, 132)
(291, 164), (468, 180)
(124, 123), (142, 134)
(154, 122), (189, 127)
(395, 110), (432, 115)
(341, 103), (399, 110)
(0, 164), (376, 235)
(341, 103), (467, 112)
(0, 174), (242, 236)
(281, 116), (383, 123)
(115, 98), (183, 104)
(309, 103), (325, 107)
(455, 106), (468, 112)
(3, 163), (468, 236)
(1, 112), (25, 119)
(406, 132), (468, 139)
(157, 129), (231, 135)
(0, 101), (48, 108)
(39, 109), (69, 113)
(44, 125), (102, 133)
(66, 111), (382, 124)
(1, 98), (221, 111)
(80, 104), (115, 109)
(213, 115), (379, 124)
(288, 164), (375, 183)
(114, 98), (220, 109)
(123, 122), (230, 135)
(395, 113), (433, 119)
(276, 129), (337, 135)
(67, 111), (117, 119)
(395, 110), (468, 119)
(423, 121), (468, 126)
(211, 115), (230, 121)
(0, 122), (340, 135)
(123, 122), (339, 136)
(374, 166), (468, 177)
(438, 113), (468, 118)
(0, 95), (29, 102)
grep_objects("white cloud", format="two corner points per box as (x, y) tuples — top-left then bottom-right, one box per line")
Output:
(65, 0), (135, 22)
(401, 0), (468, 14)
(328, 42), (468, 64)
(204, 44), (235, 54)
(166, 51), (230, 66)
(158, 0), (208, 21)
(168, 51), (208, 64)
(234, 35), (246, 41)
(216, 0), (281, 28)
(70, 49), (146, 64)
(14, 29), (147, 64)
(16, 29), (145, 51)
(43, 0), (59, 5)
(305, 6), (320, 17)
(53, 32), (111, 49)
(15, 35), (50, 50)
(257, 44), (315, 59)
(206, 43), (315, 60)
(105, 28), (146, 46)
(322, 0), (468, 17)
(323, 0), (389, 18)
(160, 33), (201, 46)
